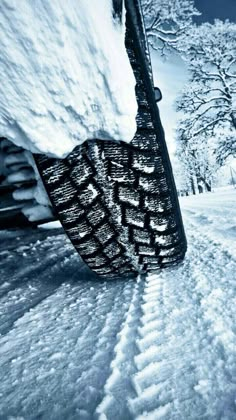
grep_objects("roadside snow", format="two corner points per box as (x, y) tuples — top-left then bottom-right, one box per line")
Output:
(0, 0), (137, 158)
(180, 189), (236, 258)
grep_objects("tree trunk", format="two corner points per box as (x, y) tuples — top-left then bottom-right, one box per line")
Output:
(204, 180), (212, 192)
(199, 175), (212, 192)
(190, 177), (196, 195)
(230, 112), (236, 129)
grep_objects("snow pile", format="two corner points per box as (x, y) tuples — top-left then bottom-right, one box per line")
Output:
(0, 0), (137, 158)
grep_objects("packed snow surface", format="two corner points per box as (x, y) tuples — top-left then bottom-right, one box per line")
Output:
(0, 189), (236, 419)
(0, 0), (137, 158)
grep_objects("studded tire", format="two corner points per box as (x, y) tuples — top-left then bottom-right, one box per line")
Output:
(34, 0), (187, 278)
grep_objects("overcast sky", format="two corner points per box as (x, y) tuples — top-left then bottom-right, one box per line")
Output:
(151, 0), (236, 156)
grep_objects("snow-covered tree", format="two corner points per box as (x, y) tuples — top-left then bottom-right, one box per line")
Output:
(170, 153), (191, 195)
(175, 121), (219, 194)
(141, 0), (200, 54)
(176, 20), (236, 165)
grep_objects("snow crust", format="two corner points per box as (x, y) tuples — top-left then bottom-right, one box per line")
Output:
(0, 0), (137, 158)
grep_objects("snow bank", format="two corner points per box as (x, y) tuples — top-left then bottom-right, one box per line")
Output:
(0, 0), (137, 158)
(180, 188), (236, 258)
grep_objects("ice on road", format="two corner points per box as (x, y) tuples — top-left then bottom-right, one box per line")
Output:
(0, 189), (235, 419)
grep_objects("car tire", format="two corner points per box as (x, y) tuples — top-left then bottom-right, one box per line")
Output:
(34, 0), (187, 277)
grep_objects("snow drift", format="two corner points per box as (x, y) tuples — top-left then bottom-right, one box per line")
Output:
(0, 0), (137, 158)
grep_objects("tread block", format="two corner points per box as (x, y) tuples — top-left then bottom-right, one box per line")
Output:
(146, 264), (161, 271)
(86, 254), (108, 267)
(132, 150), (155, 173)
(68, 219), (92, 240)
(104, 144), (130, 164)
(125, 36), (136, 59)
(136, 110), (154, 129)
(132, 228), (152, 245)
(139, 173), (166, 193)
(108, 161), (135, 183)
(69, 160), (94, 188)
(110, 255), (129, 269)
(75, 237), (99, 256)
(77, 183), (100, 207)
(86, 202), (106, 227)
(66, 226), (80, 241)
(155, 231), (180, 247)
(138, 245), (156, 256)
(159, 248), (176, 257)
(50, 180), (75, 205)
(94, 222), (115, 244)
(155, 158), (166, 174)
(157, 178), (169, 193)
(161, 254), (183, 265)
(103, 241), (122, 259)
(125, 207), (145, 228)
(60, 203), (84, 225)
(159, 244), (184, 258)
(141, 255), (160, 264)
(78, 220), (93, 238)
(113, 267), (133, 276)
(93, 267), (115, 275)
(118, 185), (140, 207)
(150, 214), (177, 231)
(145, 195), (172, 213)
(131, 131), (157, 151)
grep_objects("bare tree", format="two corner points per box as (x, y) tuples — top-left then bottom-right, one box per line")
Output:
(175, 121), (219, 194)
(176, 20), (236, 166)
(141, 0), (200, 54)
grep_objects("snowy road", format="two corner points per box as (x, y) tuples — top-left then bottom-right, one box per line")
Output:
(0, 189), (236, 419)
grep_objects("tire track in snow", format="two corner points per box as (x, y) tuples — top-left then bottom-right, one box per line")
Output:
(0, 231), (80, 336)
(95, 275), (145, 419)
(57, 278), (135, 419)
(0, 234), (75, 298)
(0, 279), (110, 418)
(128, 274), (188, 419)
(0, 252), (78, 336)
(0, 269), (138, 419)
(128, 217), (236, 419)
